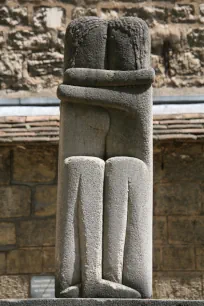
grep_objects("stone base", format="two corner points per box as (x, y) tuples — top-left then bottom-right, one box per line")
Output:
(0, 299), (203, 306)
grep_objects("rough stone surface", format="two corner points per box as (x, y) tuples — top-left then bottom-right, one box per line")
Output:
(187, 28), (204, 48)
(154, 183), (203, 215)
(0, 222), (16, 245)
(0, 299), (203, 306)
(153, 272), (203, 300)
(0, 253), (6, 274)
(196, 248), (204, 270)
(72, 7), (98, 19)
(28, 52), (63, 77)
(0, 186), (31, 218)
(162, 152), (204, 183)
(0, 148), (10, 185)
(162, 247), (195, 271)
(0, 0), (203, 90)
(7, 248), (43, 274)
(13, 147), (57, 183)
(8, 30), (54, 51)
(153, 247), (162, 271)
(34, 185), (57, 216)
(0, 275), (29, 299)
(153, 217), (167, 244)
(56, 17), (152, 299)
(33, 7), (65, 29)
(0, 51), (24, 90)
(43, 247), (55, 273)
(171, 5), (196, 23)
(0, 32), (4, 47)
(0, 6), (28, 26)
(16, 218), (55, 247)
(168, 216), (204, 245)
(123, 6), (168, 26)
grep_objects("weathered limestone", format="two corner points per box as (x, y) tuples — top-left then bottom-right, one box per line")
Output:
(56, 17), (153, 298)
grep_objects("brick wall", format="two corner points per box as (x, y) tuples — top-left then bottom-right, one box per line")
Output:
(0, 0), (204, 91)
(0, 141), (204, 299)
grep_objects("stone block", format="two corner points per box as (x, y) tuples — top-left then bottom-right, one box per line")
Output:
(153, 272), (203, 299)
(0, 222), (16, 245)
(72, 7), (98, 19)
(196, 248), (204, 270)
(0, 253), (6, 274)
(162, 151), (204, 182)
(200, 4), (204, 23)
(0, 51), (23, 90)
(34, 185), (57, 216)
(8, 30), (54, 51)
(153, 152), (163, 183)
(162, 247), (195, 271)
(153, 216), (167, 244)
(13, 147), (57, 183)
(0, 31), (4, 47)
(16, 218), (55, 247)
(0, 6), (28, 26)
(151, 24), (184, 56)
(151, 55), (166, 87)
(200, 4), (204, 16)
(56, 30), (65, 53)
(169, 52), (201, 76)
(168, 216), (204, 244)
(43, 247), (55, 273)
(153, 247), (162, 271)
(123, 6), (168, 26)
(171, 5), (196, 23)
(7, 248), (43, 274)
(28, 52), (63, 77)
(0, 275), (29, 298)
(0, 186), (31, 218)
(0, 148), (10, 185)
(162, 143), (203, 155)
(187, 28), (204, 48)
(154, 183), (202, 215)
(33, 7), (65, 29)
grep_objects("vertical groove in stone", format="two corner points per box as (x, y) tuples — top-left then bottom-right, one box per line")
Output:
(64, 17), (150, 72)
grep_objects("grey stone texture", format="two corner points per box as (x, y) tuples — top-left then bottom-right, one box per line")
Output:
(56, 17), (153, 299)
(0, 299), (203, 306)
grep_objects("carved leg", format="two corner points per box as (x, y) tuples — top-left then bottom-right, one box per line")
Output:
(57, 156), (148, 298)
(57, 156), (105, 298)
(72, 156), (141, 298)
(56, 156), (81, 298)
(122, 158), (152, 298)
(95, 157), (140, 298)
(103, 157), (151, 298)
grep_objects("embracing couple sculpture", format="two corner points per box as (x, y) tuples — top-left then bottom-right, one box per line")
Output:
(56, 16), (154, 299)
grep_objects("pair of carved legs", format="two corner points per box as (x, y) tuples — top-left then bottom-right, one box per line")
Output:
(58, 156), (151, 298)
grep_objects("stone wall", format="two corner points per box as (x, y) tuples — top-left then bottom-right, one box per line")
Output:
(0, 0), (204, 92)
(0, 141), (204, 299)
(0, 144), (57, 298)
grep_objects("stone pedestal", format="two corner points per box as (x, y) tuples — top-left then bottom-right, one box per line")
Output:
(0, 299), (203, 306)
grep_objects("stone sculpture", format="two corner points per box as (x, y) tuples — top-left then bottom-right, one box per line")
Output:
(56, 17), (154, 299)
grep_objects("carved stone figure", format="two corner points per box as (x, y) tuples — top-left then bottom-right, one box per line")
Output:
(56, 17), (154, 299)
